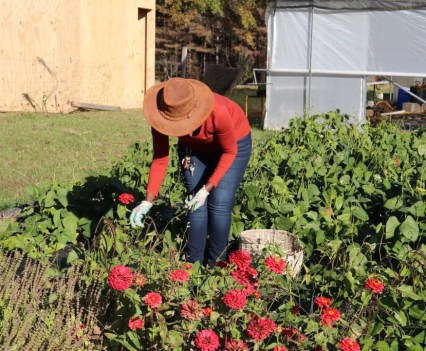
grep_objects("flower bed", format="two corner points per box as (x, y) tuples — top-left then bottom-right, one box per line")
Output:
(0, 112), (424, 350)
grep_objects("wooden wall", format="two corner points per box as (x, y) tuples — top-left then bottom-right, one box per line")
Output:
(0, 0), (155, 112)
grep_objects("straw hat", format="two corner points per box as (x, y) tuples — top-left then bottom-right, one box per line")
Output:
(143, 77), (214, 137)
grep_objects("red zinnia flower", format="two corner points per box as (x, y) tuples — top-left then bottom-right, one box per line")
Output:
(144, 292), (162, 308)
(229, 250), (252, 269)
(242, 284), (255, 296)
(230, 266), (258, 286)
(128, 317), (144, 330)
(118, 193), (135, 205)
(320, 307), (341, 327)
(203, 307), (212, 316)
(365, 277), (384, 294)
(253, 290), (262, 299)
(223, 339), (249, 351)
(183, 263), (193, 270)
(265, 255), (286, 274)
(180, 300), (203, 320)
(215, 261), (229, 268)
(170, 269), (190, 282)
(195, 329), (220, 351)
(338, 338), (361, 351)
(281, 327), (298, 340)
(315, 296), (331, 308)
(222, 289), (247, 310)
(247, 316), (277, 340)
(273, 346), (288, 351)
(108, 266), (133, 291)
(291, 305), (301, 315)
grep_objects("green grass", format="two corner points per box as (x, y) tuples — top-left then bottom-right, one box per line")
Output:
(0, 109), (151, 208)
(0, 87), (268, 209)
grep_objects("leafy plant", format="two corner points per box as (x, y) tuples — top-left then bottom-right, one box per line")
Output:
(0, 112), (424, 349)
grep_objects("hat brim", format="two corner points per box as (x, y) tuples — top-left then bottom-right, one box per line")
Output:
(143, 79), (214, 137)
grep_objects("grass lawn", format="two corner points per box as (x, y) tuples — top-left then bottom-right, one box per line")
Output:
(0, 87), (266, 209)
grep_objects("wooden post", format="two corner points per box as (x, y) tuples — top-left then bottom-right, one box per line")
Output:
(245, 95), (249, 117)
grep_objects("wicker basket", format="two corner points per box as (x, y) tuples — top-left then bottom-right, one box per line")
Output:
(238, 229), (304, 277)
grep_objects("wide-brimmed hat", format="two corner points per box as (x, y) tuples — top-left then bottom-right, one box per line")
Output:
(143, 77), (214, 137)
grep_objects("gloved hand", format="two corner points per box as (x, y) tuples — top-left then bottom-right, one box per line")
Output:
(185, 186), (209, 212)
(130, 201), (153, 228)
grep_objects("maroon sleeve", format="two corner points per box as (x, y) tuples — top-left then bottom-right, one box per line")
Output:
(146, 128), (169, 197)
(207, 104), (238, 187)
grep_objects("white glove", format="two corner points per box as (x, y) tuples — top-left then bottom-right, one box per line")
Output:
(185, 186), (209, 212)
(130, 201), (153, 228)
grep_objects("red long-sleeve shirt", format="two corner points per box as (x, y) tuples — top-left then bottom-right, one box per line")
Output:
(146, 93), (251, 197)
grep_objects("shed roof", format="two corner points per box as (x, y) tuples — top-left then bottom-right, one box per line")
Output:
(270, 0), (426, 11)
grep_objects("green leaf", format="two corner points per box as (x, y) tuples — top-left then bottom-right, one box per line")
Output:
(244, 184), (259, 197)
(315, 230), (325, 245)
(56, 188), (69, 207)
(393, 311), (407, 327)
(66, 249), (79, 264)
(384, 197), (404, 210)
(362, 183), (376, 195)
(352, 206), (369, 221)
(343, 271), (356, 293)
(385, 216), (400, 239)
(62, 214), (78, 233)
(398, 285), (423, 301)
(339, 175), (351, 185)
(399, 216), (419, 242)
(308, 184), (320, 197)
(44, 190), (56, 208)
(376, 341), (390, 351)
(335, 196), (344, 211)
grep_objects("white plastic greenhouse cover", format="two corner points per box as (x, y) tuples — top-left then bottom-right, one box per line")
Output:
(265, 0), (426, 129)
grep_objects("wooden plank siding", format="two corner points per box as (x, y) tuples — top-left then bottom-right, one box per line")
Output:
(0, 0), (155, 113)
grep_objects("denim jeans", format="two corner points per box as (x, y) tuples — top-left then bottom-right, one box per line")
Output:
(178, 133), (252, 266)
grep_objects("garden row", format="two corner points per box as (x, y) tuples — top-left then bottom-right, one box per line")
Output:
(0, 112), (425, 350)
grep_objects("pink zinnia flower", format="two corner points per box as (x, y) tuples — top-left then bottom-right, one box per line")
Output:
(133, 272), (146, 287)
(128, 317), (144, 330)
(315, 296), (331, 308)
(273, 346), (288, 351)
(365, 277), (384, 294)
(247, 316), (277, 340)
(108, 266), (133, 291)
(180, 300), (202, 320)
(118, 193), (135, 205)
(170, 269), (190, 282)
(222, 289), (247, 310)
(144, 292), (162, 308)
(264, 255), (286, 274)
(195, 329), (220, 351)
(223, 339), (249, 351)
(229, 250), (252, 269)
(338, 338), (361, 351)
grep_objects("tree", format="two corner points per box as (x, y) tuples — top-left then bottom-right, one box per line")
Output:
(155, 0), (268, 82)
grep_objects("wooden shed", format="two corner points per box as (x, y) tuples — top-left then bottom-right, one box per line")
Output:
(0, 0), (155, 113)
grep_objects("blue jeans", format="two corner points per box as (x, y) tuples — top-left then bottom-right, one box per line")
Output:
(178, 133), (252, 265)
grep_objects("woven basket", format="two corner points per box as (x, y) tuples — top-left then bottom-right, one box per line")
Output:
(238, 229), (304, 277)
